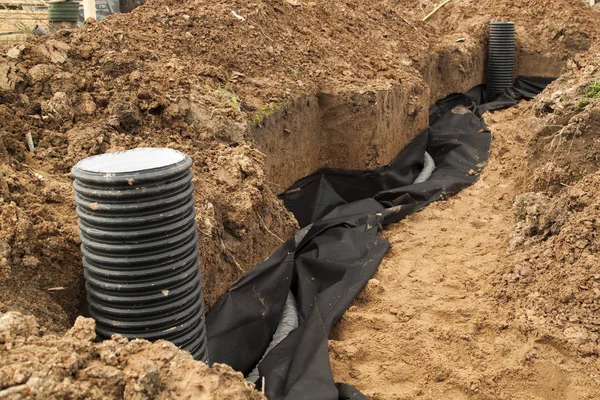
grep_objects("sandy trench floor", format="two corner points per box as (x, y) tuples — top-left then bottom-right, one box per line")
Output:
(329, 103), (600, 400)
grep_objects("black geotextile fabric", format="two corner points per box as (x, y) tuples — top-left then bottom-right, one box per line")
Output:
(205, 76), (553, 400)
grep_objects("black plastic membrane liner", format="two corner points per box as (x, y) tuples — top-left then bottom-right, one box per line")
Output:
(72, 148), (208, 362)
(205, 77), (554, 400)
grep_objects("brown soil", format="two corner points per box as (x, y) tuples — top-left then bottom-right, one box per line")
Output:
(1, 0), (597, 331)
(499, 49), (600, 358)
(329, 47), (600, 400)
(0, 27), (301, 331)
(0, 312), (265, 399)
(1, 0), (600, 397)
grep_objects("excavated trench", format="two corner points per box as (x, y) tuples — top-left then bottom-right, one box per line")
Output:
(72, 39), (564, 343)
(251, 43), (563, 189)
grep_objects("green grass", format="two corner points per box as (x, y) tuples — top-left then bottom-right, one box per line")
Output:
(584, 80), (600, 98)
(214, 88), (241, 112)
(576, 80), (600, 110)
(578, 98), (589, 110)
(251, 104), (281, 127)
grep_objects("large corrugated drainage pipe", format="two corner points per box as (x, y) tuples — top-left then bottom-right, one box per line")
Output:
(72, 148), (208, 362)
(48, 0), (80, 31)
(47, 0), (80, 22)
(487, 21), (515, 102)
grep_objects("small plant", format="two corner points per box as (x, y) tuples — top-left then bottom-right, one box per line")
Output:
(583, 80), (600, 98)
(214, 88), (241, 112)
(230, 96), (240, 110)
(578, 98), (589, 110)
(575, 80), (600, 110)
(251, 104), (281, 127)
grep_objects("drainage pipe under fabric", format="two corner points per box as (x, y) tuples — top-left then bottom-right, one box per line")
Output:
(413, 151), (435, 184)
(206, 77), (555, 400)
(245, 224), (312, 384)
(246, 291), (299, 384)
(250, 129), (437, 386)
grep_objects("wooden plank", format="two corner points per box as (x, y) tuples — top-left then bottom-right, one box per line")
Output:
(0, 15), (48, 21)
(0, 15), (48, 19)
(0, 21), (48, 26)
(0, 0), (45, 6)
(0, 24), (48, 30)
(0, 17), (48, 22)
(0, 0), (81, 7)
(0, 21), (48, 29)
(21, 6), (47, 11)
(0, 11), (48, 17)
(82, 0), (95, 20)
(0, 9), (47, 15)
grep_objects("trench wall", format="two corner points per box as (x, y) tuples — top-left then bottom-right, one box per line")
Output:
(251, 39), (565, 190)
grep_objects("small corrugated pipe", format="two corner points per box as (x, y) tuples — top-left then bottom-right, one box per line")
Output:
(487, 21), (515, 102)
(413, 151), (435, 184)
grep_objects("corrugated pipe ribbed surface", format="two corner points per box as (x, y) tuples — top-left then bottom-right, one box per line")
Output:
(72, 148), (208, 362)
(487, 21), (515, 102)
(47, 1), (80, 22)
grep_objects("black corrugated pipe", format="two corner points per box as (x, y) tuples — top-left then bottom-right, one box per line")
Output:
(487, 21), (515, 102)
(72, 148), (208, 362)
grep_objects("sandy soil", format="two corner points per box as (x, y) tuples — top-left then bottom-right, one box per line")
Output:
(1, 0), (600, 398)
(329, 54), (600, 399)
(0, 312), (265, 399)
(0, 0), (597, 334)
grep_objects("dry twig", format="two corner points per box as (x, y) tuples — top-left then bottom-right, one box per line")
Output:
(422, 0), (452, 22)
(257, 212), (285, 243)
(401, 17), (417, 30)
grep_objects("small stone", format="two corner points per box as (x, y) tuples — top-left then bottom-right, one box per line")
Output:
(6, 45), (25, 60)
(65, 316), (96, 342)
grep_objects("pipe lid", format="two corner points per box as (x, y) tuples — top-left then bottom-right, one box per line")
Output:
(72, 148), (192, 184)
(77, 148), (185, 173)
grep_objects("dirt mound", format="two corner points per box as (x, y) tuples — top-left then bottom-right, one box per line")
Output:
(0, 311), (265, 399)
(507, 174), (600, 355)
(494, 47), (600, 357)
(1, 0), (598, 331)
(1, 0), (600, 397)
(0, 30), (298, 330)
(0, 110), (297, 330)
(328, 91), (600, 400)
(435, 0), (595, 57)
